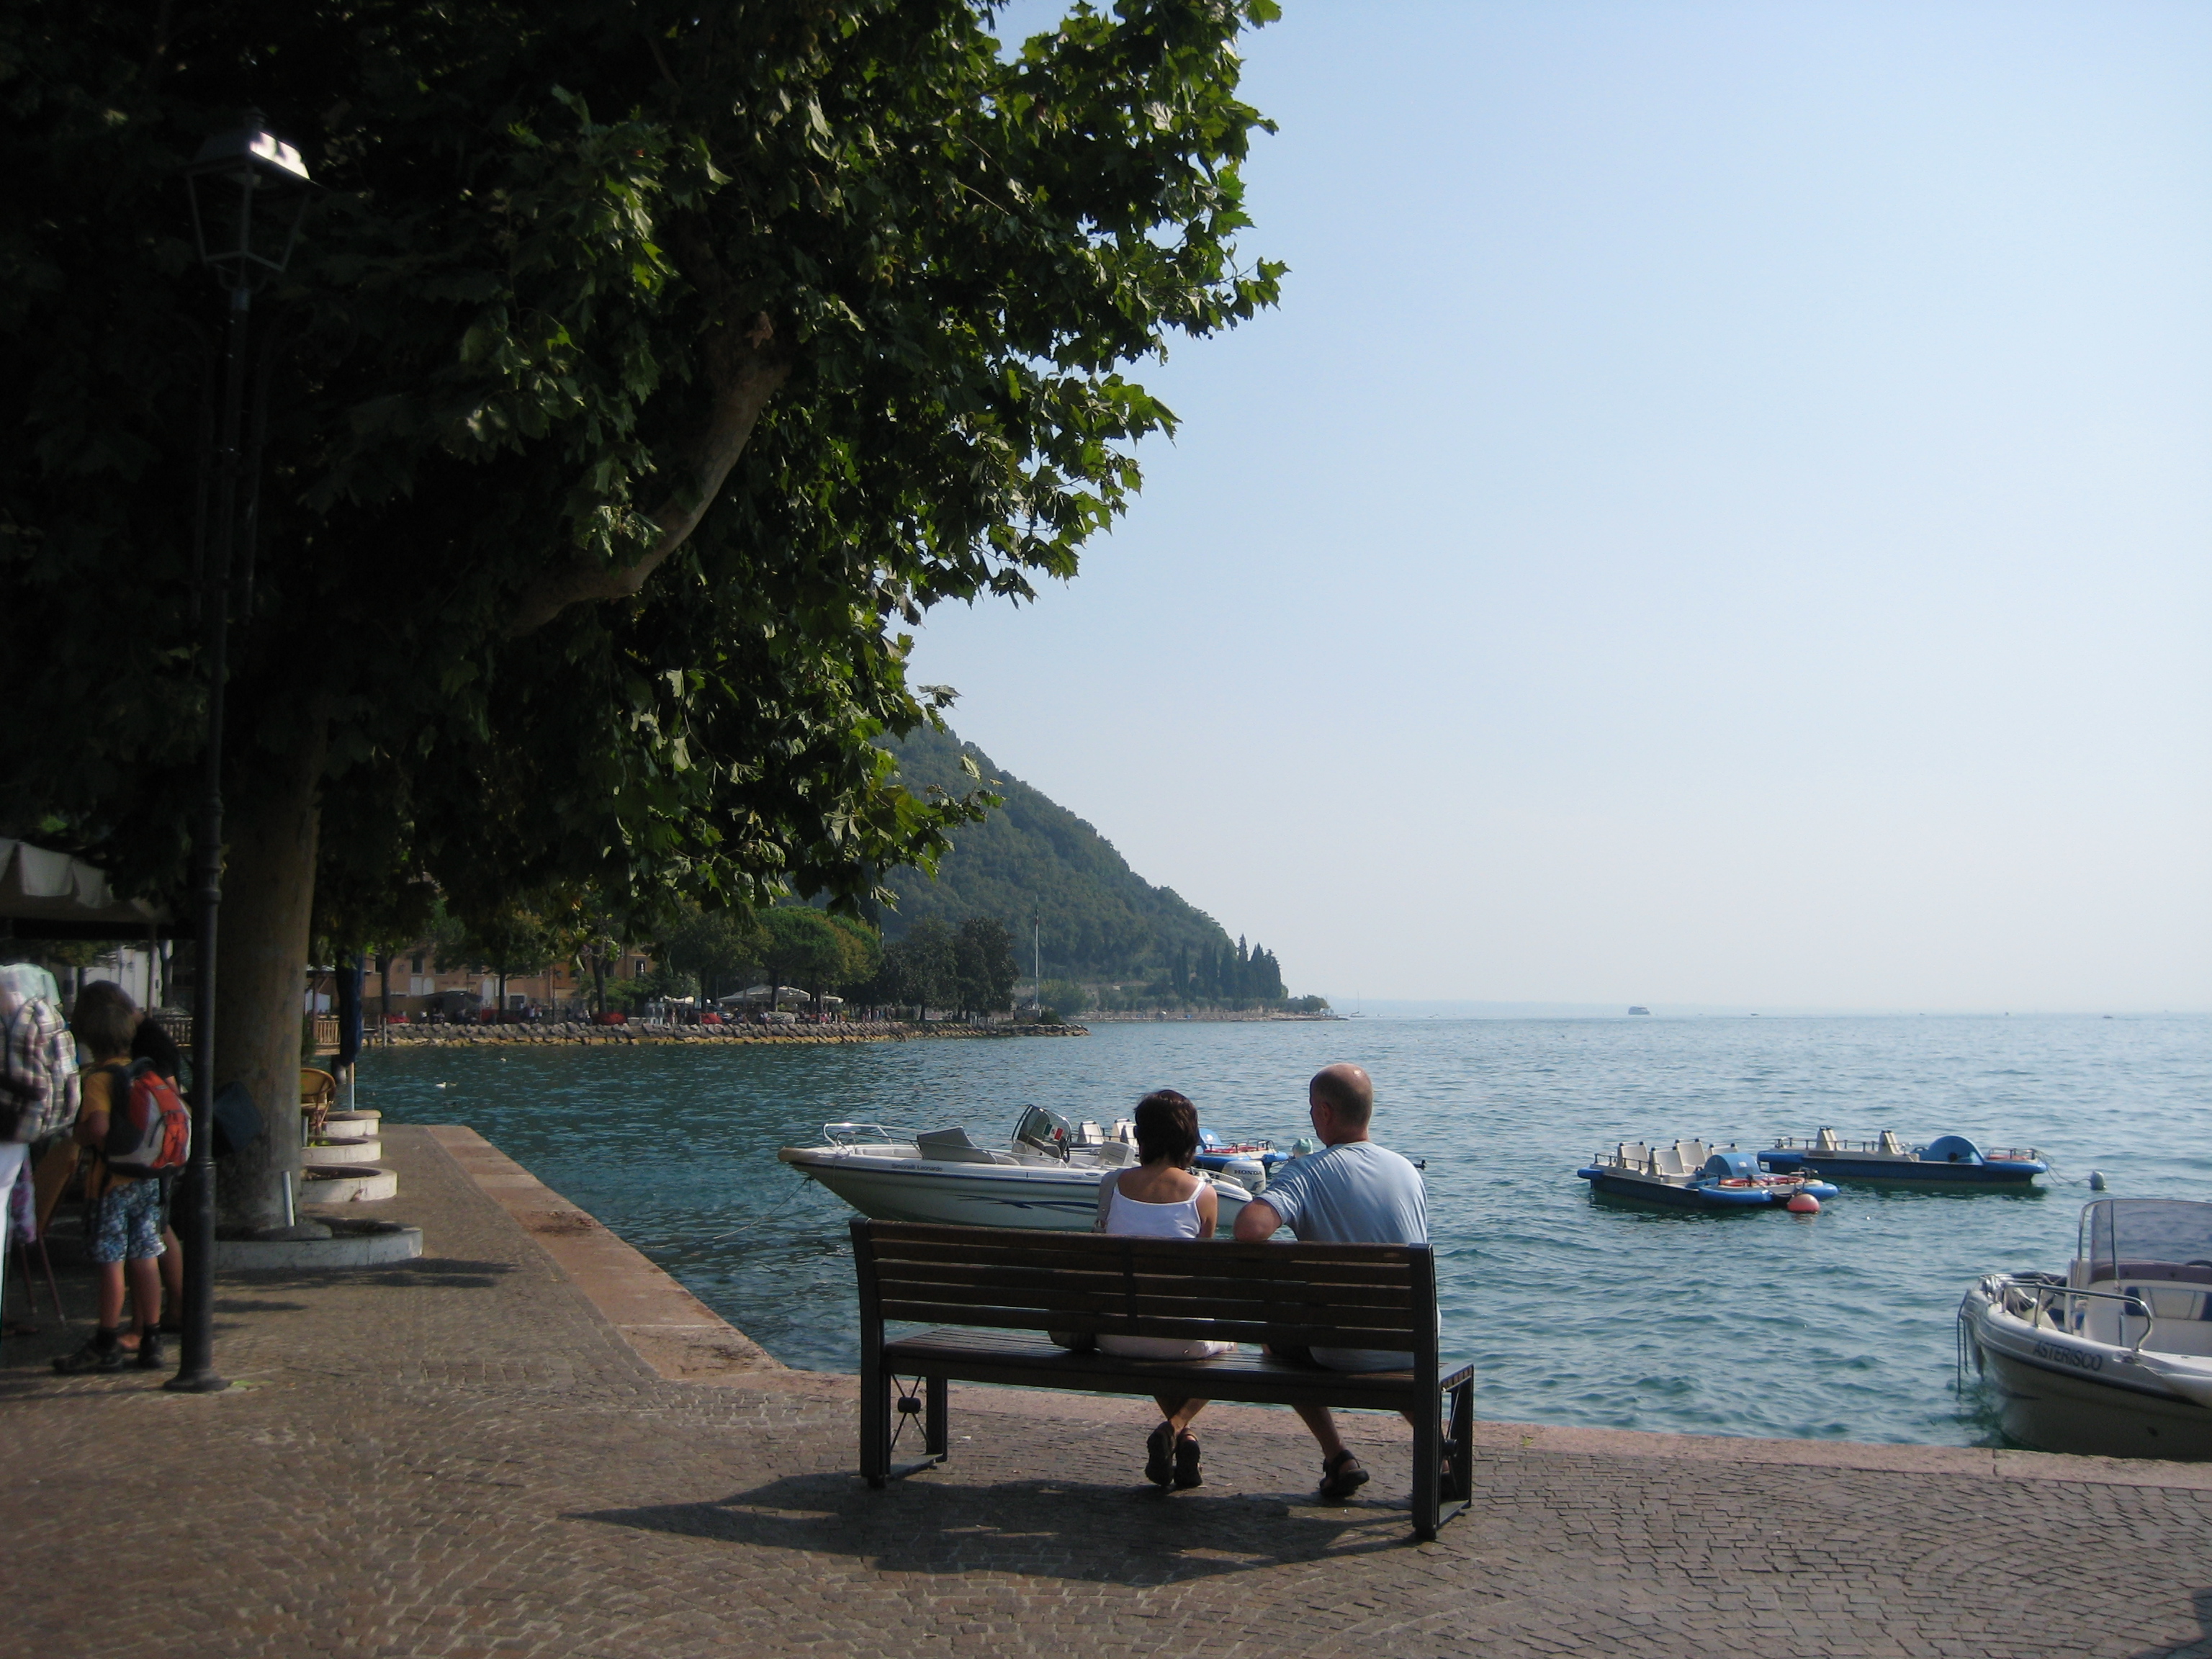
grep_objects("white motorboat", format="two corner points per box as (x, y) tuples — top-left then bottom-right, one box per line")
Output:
(1959, 1197), (2212, 1461)
(778, 1106), (1254, 1233)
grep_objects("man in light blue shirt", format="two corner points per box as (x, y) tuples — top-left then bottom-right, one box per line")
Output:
(1233, 1063), (1429, 1502)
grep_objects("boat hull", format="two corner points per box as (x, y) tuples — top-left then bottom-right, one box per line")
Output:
(1964, 1297), (2212, 1461)
(1761, 1151), (2044, 1184)
(1576, 1169), (1779, 1208)
(781, 1147), (1251, 1233)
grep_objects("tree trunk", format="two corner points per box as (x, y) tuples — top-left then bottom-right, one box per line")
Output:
(214, 712), (329, 1233)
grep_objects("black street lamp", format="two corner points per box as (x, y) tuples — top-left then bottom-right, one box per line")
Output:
(167, 111), (313, 1395)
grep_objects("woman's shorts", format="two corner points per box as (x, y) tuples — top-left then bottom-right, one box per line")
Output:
(90, 1179), (166, 1263)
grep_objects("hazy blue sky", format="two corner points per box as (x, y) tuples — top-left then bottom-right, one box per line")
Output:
(914, 1), (2211, 1010)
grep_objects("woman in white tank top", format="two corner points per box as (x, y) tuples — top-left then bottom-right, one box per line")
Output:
(1092, 1090), (1230, 1490)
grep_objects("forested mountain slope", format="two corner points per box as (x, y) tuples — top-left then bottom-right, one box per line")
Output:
(879, 727), (1285, 994)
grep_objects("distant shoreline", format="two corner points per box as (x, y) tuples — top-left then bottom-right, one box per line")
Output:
(372, 1020), (1087, 1048)
(1076, 1010), (1341, 1024)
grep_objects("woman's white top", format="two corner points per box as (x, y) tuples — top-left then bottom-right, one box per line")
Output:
(1097, 1178), (1234, 1360)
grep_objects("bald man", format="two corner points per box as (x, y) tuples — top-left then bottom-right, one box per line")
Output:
(1233, 1063), (1429, 1501)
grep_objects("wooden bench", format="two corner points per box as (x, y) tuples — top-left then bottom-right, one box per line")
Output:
(851, 1219), (1475, 1539)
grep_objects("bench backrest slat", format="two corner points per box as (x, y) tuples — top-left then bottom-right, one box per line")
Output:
(868, 1271), (1417, 1316)
(853, 1220), (1436, 1353)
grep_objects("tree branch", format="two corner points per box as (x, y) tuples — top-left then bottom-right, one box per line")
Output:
(505, 315), (789, 638)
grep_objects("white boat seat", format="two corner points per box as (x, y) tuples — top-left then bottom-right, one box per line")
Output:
(1879, 1130), (1905, 1155)
(2143, 1287), (2205, 1322)
(1815, 1128), (1840, 1151)
(1653, 1148), (1687, 1177)
(917, 1127), (1006, 1165)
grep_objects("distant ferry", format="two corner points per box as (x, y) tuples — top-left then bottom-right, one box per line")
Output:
(1627, 1006), (1650, 1016)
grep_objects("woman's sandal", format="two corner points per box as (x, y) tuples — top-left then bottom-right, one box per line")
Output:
(1173, 1431), (1202, 1490)
(1145, 1421), (1177, 1488)
(1317, 1449), (1370, 1502)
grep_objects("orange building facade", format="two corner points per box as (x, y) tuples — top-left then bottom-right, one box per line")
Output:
(325, 944), (657, 1019)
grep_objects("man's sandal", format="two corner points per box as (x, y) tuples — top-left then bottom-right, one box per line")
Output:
(1317, 1450), (1369, 1502)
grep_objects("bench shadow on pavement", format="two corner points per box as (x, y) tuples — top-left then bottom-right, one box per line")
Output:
(2134, 1588), (2211, 1659)
(573, 1468), (1420, 1583)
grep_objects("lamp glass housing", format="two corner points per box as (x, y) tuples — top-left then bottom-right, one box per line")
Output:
(181, 110), (313, 293)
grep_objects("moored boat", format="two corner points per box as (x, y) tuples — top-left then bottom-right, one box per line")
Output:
(1576, 1141), (1839, 1209)
(1760, 1128), (2047, 1185)
(778, 1106), (1254, 1233)
(1958, 1197), (2212, 1460)
(1192, 1128), (1284, 1192)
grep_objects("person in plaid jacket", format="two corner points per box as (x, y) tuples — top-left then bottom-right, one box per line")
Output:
(1, 963), (81, 1334)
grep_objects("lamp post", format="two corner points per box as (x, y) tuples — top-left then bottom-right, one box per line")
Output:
(167, 112), (313, 1395)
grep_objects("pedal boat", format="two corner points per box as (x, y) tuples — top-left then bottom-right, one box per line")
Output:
(1958, 1197), (2212, 1460)
(1576, 1141), (1840, 1209)
(1193, 1128), (1284, 1192)
(1759, 1128), (2047, 1185)
(778, 1106), (1253, 1233)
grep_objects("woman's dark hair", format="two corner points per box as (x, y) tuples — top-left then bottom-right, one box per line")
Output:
(1133, 1089), (1200, 1168)
(71, 981), (139, 1061)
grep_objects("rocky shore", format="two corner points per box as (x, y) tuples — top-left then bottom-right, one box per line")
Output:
(1078, 1009), (1339, 1023)
(376, 1018), (1087, 1048)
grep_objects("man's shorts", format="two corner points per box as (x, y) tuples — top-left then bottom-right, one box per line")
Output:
(89, 1178), (165, 1263)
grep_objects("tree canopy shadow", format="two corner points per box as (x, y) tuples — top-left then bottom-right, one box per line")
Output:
(220, 1256), (518, 1291)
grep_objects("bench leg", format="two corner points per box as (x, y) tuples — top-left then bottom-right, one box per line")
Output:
(1412, 1389), (1442, 1541)
(925, 1373), (949, 1459)
(861, 1354), (891, 1488)
(1445, 1375), (1474, 1506)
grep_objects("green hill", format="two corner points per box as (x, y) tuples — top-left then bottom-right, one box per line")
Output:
(878, 726), (1292, 1001)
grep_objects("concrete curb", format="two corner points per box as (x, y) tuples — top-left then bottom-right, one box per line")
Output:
(423, 1124), (783, 1382)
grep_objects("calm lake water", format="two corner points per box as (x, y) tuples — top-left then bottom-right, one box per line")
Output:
(361, 1013), (2208, 1447)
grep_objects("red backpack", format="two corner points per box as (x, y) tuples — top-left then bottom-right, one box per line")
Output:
(99, 1059), (191, 1178)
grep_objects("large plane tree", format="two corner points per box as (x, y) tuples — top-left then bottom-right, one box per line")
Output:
(0, 0), (1280, 1226)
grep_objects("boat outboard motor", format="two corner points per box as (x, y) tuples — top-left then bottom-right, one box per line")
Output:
(1219, 1156), (1267, 1192)
(1702, 1151), (1763, 1182)
(1014, 1105), (1074, 1161)
(1923, 1135), (1984, 1166)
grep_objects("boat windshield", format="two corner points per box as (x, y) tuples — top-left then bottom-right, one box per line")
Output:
(1013, 1105), (1073, 1160)
(2080, 1198), (2212, 1284)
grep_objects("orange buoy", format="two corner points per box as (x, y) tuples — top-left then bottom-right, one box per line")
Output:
(1786, 1192), (1821, 1214)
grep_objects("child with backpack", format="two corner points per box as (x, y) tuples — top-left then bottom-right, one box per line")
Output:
(52, 982), (189, 1375)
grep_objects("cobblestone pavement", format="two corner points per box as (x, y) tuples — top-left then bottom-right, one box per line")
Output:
(3, 1126), (2208, 1659)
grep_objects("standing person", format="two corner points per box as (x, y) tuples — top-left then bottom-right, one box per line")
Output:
(130, 1014), (188, 1334)
(51, 983), (169, 1374)
(0, 963), (80, 1335)
(1087, 1089), (1233, 1490)
(1232, 1063), (1429, 1502)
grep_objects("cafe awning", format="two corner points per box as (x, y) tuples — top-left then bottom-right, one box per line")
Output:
(0, 839), (178, 940)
